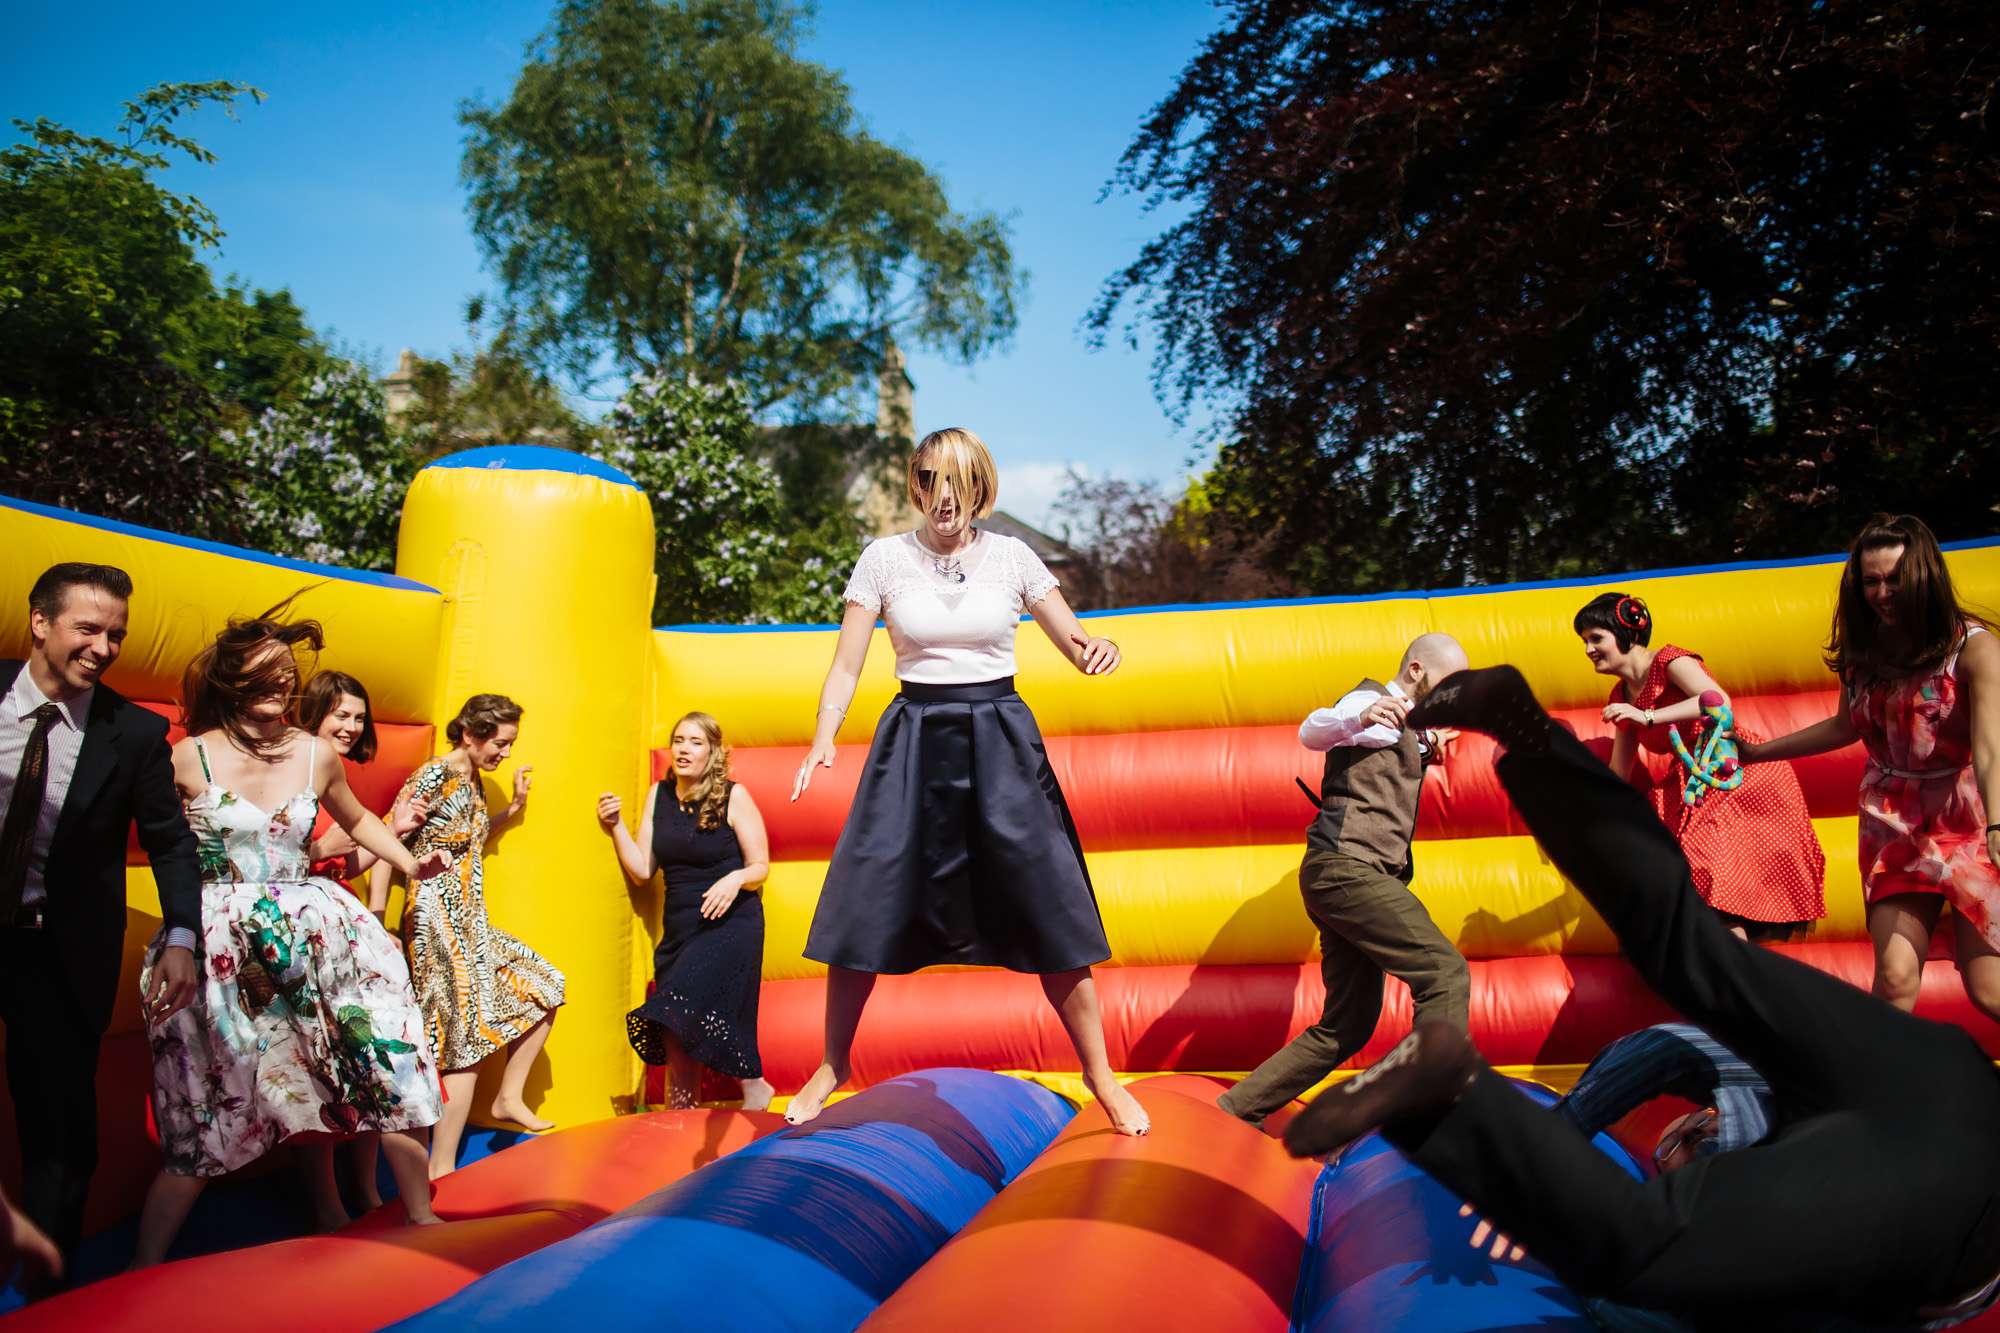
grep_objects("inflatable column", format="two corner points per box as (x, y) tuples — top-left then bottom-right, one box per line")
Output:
(395, 446), (657, 1125)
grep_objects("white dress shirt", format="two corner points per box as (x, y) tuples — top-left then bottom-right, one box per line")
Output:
(1299, 678), (1411, 752)
(0, 667), (93, 911)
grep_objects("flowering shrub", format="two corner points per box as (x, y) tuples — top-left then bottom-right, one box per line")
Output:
(592, 376), (861, 625)
(221, 363), (420, 570)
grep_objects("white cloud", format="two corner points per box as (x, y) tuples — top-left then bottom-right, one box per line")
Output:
(994, 459), (1090, 534)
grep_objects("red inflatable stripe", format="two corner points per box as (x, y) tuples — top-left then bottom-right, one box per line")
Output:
(688, 691), (1861, 857)
(753, 943), (1999, 1092)
(124, 699), (433, 864)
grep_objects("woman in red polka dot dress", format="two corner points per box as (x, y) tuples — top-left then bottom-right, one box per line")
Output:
(1575, 591), (1827, 940)
(1745, 514), (2000, 1021)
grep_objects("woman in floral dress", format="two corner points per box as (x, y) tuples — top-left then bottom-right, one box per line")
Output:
(1747, 514), (2000, 1019)
(1575, 592), (1827, 940)
(388, 693), (564, 1179)
(132, 607), (449, 1268)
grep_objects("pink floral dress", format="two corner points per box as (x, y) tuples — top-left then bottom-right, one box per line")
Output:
(139, 739), (441, 1177)
(1847, 627), (2000, 945)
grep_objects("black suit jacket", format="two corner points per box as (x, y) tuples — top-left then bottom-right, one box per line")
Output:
(1, 660), (202, 1034)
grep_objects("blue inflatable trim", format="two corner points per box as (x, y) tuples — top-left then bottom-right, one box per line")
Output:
(0, 494), (439, 593)
(385, 1068), (1073, 1333)
(655, 533), (2000, 631)
(423, 444), (639, 489)
(1290, 1080), (1646, 1333)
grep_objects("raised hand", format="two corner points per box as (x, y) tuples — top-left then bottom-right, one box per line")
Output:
(792, 741), (835, 801)
(390, 793), (430, 838)
(505, 765), (534, 818)
(1069, 631), (1121, 676)
(1362, 694), (1411, 732)
(596, 792), (623, 830)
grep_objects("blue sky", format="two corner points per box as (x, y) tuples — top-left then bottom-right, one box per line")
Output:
(6, 0), (1225, 531)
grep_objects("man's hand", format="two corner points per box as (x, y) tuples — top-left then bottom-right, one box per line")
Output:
(1362, 695), (1411, 732)
(144, 945), (198, 1024)
(1459, 1202), (1526, 1262)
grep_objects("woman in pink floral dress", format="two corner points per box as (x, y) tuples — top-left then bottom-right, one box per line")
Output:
(1746, 515), (2000, 1020)
(131, 606), (451, 1267)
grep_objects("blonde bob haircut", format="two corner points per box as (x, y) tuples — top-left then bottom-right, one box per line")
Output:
(907, 427), (999, 522)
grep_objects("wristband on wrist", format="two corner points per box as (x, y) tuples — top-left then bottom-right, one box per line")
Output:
(1988, 824), (2000, 834)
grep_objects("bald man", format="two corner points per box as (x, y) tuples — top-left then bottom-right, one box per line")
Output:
(1219, 633), (1473, 1126)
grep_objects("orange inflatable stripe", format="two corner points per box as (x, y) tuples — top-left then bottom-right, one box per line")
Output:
(863, 1074), (1319, 1332)
(753, 945), (2000, 1093)
(704, 691), (1861, 857)
(11, 1109), (784, 1331)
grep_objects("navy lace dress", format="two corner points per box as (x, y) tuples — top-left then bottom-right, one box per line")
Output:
(624, 782), (764, 1079)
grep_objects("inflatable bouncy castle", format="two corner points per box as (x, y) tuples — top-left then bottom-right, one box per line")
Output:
(3, 446), (1999, 1330)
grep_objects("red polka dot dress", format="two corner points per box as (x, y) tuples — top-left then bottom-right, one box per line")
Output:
(1619, 646), (1828, 931)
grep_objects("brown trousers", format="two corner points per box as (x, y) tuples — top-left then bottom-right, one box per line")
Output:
(1218, 847), (1470, 1124)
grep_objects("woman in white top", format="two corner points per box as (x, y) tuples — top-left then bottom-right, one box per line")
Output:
(787, 428), (1149, 1135)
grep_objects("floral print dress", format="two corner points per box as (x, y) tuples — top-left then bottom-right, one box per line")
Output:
(1848, 626), (2000, 945)
(397, 758), (564, 1070)
(139, 739), (441, 1177)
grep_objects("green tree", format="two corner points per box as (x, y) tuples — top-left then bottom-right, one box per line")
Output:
(223, 363), (421, 570)
(592, 375), (861, 624)
(460, 0), (1020, 416)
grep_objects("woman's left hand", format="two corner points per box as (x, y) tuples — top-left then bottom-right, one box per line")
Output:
(1069, 632), (1121, 676)
(700, 878), (741, 920)
(390, 793), (430, 838)
(505, 766), (534, 818)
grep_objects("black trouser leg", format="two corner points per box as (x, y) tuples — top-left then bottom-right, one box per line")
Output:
(0, 933), (101, 1264)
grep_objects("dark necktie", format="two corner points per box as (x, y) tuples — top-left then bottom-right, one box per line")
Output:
(0, 704), (63, 918)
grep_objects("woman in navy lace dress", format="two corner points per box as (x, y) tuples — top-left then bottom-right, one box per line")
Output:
(598, 712), (772, 1109)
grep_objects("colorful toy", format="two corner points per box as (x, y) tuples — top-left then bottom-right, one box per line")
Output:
(1667, 688), (1744, 806)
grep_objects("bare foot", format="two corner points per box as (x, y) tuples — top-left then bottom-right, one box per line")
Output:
(357, 1188), (385, 1213)
(741, 1078), (775, 1113)
(427, 1160), (455, 1183)
(403, 1206), (445, 1227)
(784, 1061), (847, 1125)
(490, 1096), (555, 1133)
(1084, 1071), (1150, 1137)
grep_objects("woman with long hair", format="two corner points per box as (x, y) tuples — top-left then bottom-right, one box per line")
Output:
(391, 693), (564, 1178)
(292, 670), (431, 1218)
(598, 711), (773, 1110)
(132, 604), (449, 1267)
(1573, 592), (1826, 939)
(1745, 514), (2000, 1017)
(786, 427), (1149, 1136)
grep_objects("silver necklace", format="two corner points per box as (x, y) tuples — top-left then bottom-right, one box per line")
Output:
(920, 531), (973, 584)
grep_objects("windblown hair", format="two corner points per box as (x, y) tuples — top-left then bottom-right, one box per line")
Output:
(1827, 514), (1989, 682)
(180, 595), (322, 759)
(907, 427), (999, 522)
(446, 693), (523, 746)
(29, 562), (134, 621)
(671, 711), (733, 831)
(297, 670), (378, 764)
(1573, 592), (1654, 652)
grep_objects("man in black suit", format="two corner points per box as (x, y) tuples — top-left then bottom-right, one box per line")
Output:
(0, 563), (201, 1278)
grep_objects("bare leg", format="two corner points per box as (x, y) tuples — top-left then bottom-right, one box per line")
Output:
(490, 1013), (556, 1132)
(129, 1172), (205, 1269)
(740, 1077), (775, 1112)
(785, 966), (877, 1125)
(430, 1070), (479, 1180)
(300, 1141), (349, 1232)
(1954, 908), (2000, 1025)
(380, 1129), (442, 1225)
(1041, 968), (1149, 1136)
(348, 1136), (383, 1213)
(663, 1033), (701, 1110)
(1869, 894), (1943, 1011)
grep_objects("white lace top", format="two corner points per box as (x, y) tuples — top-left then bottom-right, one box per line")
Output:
(842, 531), (1060, 683)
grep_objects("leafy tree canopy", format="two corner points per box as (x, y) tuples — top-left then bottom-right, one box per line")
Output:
(1095, 2), (2000, 592)
(461, 0), (1021, 415)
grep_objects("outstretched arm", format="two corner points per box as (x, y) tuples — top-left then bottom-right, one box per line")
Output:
(598, 782), (660, 885)
(793, 601), (877, 800)
(1739, 706), (1858, 764)
(318, 747), (448, 880)
(1961, 632), (2000, 869)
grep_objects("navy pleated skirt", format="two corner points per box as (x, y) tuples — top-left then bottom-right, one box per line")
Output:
(803, 678), (1111, 975)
